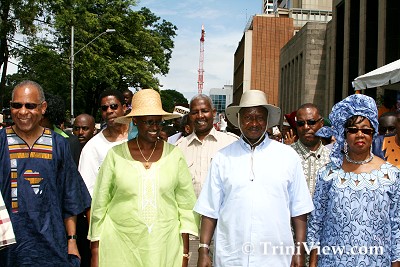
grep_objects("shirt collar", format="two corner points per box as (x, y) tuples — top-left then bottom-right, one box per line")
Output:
(239, 134), (270, 152)
(187, 127), (218, 145)
(297, 140), (323, 159)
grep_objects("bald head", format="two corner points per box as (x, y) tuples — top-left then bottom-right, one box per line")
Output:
(73, 114), (96, 146)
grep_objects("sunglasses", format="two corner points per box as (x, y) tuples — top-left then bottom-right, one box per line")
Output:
(379, 126), (396, 133)
(140, 120), (163, 127)
(296, 118), (323, 127)
(346, 127), (374, 135)
(10, 102), (42, 110)
(73, 126), (90, 131)
(101, 104), (119, 111)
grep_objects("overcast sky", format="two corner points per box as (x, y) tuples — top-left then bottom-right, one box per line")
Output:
(136, 0), (262, 100)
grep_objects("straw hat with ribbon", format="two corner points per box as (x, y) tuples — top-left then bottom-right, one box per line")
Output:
(226, 90), (281, 128)
(115, 89), (181, 124)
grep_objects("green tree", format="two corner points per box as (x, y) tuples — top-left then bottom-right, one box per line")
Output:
(0, 0), (54, 108)
(7, 0), (177, 117)
(160, 89), (188, 113)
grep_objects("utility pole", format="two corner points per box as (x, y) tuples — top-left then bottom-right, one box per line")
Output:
(70, 27), (115, 120)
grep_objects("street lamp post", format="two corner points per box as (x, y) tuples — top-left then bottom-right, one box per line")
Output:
(70, 27), (115, 120)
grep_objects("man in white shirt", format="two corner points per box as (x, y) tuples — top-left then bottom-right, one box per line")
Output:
(176, 94), (238, 197)
(194, 90), (314, 267)
(78, 90), (128, 196)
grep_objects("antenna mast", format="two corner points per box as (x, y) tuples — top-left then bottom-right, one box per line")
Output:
(197, 25), (205, 94)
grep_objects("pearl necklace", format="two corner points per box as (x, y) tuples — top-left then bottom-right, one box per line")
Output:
(136, 137), (157, 169)
(345, 152), (374, 165)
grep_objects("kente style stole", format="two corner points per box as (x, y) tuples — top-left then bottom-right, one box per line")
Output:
(6, 128), (53, 213)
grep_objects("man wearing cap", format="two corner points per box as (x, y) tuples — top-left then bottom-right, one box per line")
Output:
(168, 105), (190, 144)
(291, 103), (330, 195)
(194, 90), (314, 267)
(78, 90), (128, 196)
(176, 94), (238, 198)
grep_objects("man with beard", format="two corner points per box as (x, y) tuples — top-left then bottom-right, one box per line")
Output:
(291, 103), (330, 195)
(73, 114), (96, 147)
(176, 94), (238, 198)
(78, 90), (128, 196)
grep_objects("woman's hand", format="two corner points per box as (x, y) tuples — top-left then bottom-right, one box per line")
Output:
(90, 241), (99, 267)
(182, 254), (189, 267)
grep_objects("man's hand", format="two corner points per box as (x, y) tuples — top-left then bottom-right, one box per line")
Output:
(284, 129), (296, 145)
(68, 239), (81, 259)
(290, 253), (305, 267)
(197, 248), (212, 267)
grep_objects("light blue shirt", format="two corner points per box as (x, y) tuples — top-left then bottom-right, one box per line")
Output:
(128, 121), (138, 140)
(194, 136), (314, 267)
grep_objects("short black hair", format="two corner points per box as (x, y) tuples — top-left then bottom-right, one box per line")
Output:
(43, 92), (66, 126)
(98, 90), (125, 106)
(296, 103), (322, 118)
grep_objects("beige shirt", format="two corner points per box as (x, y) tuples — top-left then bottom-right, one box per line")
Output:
(176, 128), (239, 197)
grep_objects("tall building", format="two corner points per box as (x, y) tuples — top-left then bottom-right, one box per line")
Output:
(233, 15), (294, 105)
(279, 22), (331, 116)
(232, 1), (333, 109)
(263, 0), (332, 30)
(278, 0), (400, 116)
(263, 0), (290, 14)
(209, 85), (233, 114)
(329, 0), (400, 104)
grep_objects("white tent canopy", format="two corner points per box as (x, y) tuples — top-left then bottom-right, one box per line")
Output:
(352, 59), (400, 90)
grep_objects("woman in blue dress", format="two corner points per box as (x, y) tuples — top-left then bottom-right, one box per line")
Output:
(307, 94), (400, 267)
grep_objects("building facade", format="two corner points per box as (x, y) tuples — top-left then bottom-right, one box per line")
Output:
(278, 0), (400, 116)
(279, 22), (331, 116)
(209, 85), (233, 115)
(233, 15), (294, 105)
(329, 0), (400, 104)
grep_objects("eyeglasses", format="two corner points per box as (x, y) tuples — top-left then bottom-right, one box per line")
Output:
(346, 127), (374, 135)
(10, 102), (42, 110)
(140, 120), (163, 127)
(101, 104), (119, 111)
(295, 118), (323, 127)
(73, 126), (90, 131)
(379, 126), (396, 133)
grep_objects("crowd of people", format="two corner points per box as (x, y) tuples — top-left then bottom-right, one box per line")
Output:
(0, 80), (400, 267)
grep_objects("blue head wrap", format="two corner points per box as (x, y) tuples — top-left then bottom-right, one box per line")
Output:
(315, 126), (334, 138)
(329, 94), (378, 168)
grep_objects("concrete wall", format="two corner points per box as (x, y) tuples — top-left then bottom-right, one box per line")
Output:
(279, 22), (328, 116)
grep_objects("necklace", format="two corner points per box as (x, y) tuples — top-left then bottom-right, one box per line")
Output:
(345, 152), (374, 165)
(136, 137), (158, 169)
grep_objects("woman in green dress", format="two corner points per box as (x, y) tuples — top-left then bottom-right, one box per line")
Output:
(88, 89), (199, 267)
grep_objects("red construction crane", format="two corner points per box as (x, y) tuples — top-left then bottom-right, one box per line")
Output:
(197, 25), (205, 94)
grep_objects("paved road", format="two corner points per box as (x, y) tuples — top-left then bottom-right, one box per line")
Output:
(188, 239), (199, 267)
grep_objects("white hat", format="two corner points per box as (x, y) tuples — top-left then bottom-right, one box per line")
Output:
(225, 90), (281, 128)
(172, 106), (189, 117)
(115, 89), (181, 124)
